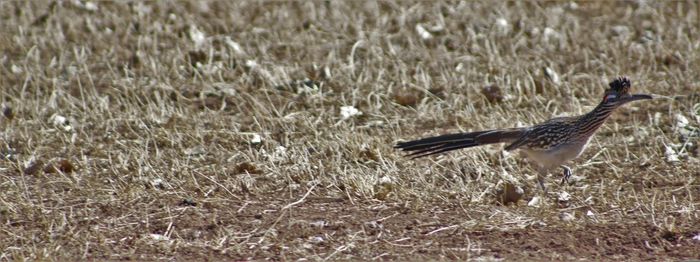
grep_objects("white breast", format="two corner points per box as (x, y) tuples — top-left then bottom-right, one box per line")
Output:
(519, 139), (591, 170)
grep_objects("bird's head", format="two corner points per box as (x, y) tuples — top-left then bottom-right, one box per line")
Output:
(601, 76), (652, 106)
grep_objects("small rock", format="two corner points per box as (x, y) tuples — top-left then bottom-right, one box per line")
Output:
(1, 104), (13, 120)
(0, 148), (16, 162)
(586, 210), (595, 218)
(661, 53), (684, 68)
(481, 84), (504, 103)
(364, 220), (383, 230)
(150, 178), (166, 189)
(184, 146), (206, 156)
(235, 162), (260, 174)
(149, 234), (169, 241)
(11, 64), (22, 74)
(309, 236), (324, 244)
(266, 146), (288, 161)
(415, 24), (433, 40)
(310, 220), (327, 228)
(340, 106), (362, 120)
(692, 234), (700, 241)
(50, 114), (72, 132)
(558, 191), (571, 202)
(611, 25), (630, 37)
(528, 196), (541, 207)
(559, 212), (575, 221)
(83, 1), (98, 11)
(244, 60), (258, 69)
(496, 182), (524, 205)
(379, 176), (393, 185)
(250, 133), (262, 144)
(653, 112), (663, 126)
(189, 26), (207, 49)
(394, 92), (419, 107)
(543, 67), (561, 85)
(179, 198), (197, 207)
(496, 18), (508, 29)
(374, 177), (394, 201)
(675, 114), (689, 129)
(23, 159), (44, 175)
(43, 159), (75, 173)
(664, 146), (680, 163)
(224, 36), (246, 56)
(543, 27), (560, 42)
(188, 50), (207, 66)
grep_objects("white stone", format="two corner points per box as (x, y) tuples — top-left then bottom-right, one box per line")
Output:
(415, 24), (433, 40)
(528, 196), (541, 207)
(340, 106), (363, 120)
(251, 134), (262, 144)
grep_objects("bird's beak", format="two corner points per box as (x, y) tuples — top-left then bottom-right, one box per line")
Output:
(619, 93), (653, 104)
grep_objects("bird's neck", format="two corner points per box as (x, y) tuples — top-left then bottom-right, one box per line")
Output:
(574, 102), (616, 137)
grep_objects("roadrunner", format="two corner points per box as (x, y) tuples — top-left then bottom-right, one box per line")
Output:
(395, 76), (652, 191)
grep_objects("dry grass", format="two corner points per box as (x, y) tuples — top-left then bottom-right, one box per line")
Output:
(1, 1), (699, 260)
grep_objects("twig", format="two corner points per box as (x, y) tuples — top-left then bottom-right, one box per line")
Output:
(282, 183), (317, 210)
(425, 224), (459, 235)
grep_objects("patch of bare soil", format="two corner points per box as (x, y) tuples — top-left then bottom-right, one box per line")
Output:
(221, 195), (699, 260)
(1, 1), (699, 260)
(103, 193), (700, 261)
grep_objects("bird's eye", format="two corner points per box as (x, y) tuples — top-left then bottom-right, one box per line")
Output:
(604, 94), (617, 102)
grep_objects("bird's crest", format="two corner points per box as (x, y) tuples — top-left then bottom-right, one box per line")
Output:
(608, 76), (631, 94)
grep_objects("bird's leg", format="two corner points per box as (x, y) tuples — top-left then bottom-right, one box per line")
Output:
(560, 165), (572, 185)
(537, 174), (547, 193)
(536, 168), (548, 194)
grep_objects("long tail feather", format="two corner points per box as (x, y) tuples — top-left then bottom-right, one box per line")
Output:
(395, 129), (524, 158)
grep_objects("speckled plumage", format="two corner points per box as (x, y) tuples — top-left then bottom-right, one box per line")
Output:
(396, 76), (651, 190)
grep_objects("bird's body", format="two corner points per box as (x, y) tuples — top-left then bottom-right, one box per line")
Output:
(395, 77), (652, 191)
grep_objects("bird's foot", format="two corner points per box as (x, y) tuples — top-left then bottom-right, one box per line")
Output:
(560, 166), (572, 185)
(537, 174), (548, 194)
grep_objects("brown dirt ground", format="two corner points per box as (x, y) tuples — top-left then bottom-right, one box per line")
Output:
(71, 193), (700, 261)
(222, 194), (700, 261)
(1, 1), (699, 261)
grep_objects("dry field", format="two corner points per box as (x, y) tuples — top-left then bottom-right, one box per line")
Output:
(1, 1), (699, 261)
